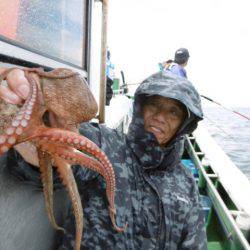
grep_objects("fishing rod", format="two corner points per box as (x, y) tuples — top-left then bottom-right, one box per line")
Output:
(116, 76), (250, 121)
(126, 82), (140, 86)
(200, 95), (250, 121)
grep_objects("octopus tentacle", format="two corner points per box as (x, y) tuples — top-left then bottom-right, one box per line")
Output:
(29, 129), (113, 174)
(28, 128), (115, 197)
(63, 149), (127, 232)
(0, 73), (38, 155)
(55, 133), (128, 232)
(37, 139), (106, 177)
(53, 155), (83, 250)
(37, 148), (65, 232)
(39, 140), (126, 232)
(58, 146), (127, 232)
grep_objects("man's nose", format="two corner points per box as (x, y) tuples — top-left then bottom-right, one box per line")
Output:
(152, 110), (166, 123)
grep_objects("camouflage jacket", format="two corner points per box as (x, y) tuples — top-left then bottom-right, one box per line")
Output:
(7, 71), (207, 249)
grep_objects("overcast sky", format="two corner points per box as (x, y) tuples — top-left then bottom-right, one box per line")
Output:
(108, 0), (250, 107)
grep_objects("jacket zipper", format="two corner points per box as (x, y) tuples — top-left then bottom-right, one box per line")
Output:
(143, 172), (165, 250)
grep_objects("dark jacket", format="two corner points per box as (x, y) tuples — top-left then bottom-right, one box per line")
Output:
(6, 71), (206, 249)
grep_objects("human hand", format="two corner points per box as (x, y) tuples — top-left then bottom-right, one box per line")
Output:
(0, 68), (30, 104)
(0, 68), (40, 166)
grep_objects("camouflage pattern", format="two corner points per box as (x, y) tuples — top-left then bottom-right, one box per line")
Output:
(6, 71), (207, 249)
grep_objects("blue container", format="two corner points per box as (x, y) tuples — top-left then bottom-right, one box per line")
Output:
(181, 159), (199, 178)
(200, 195), (212, 221)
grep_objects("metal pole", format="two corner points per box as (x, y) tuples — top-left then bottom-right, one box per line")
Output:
(98, 0), (108, 123)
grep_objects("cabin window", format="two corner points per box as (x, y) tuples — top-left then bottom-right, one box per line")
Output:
(0, 0), (88, 68)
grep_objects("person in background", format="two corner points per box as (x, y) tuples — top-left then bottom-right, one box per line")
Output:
(166, 48), (190, 78)
(158, 59), (173, 71)
(0, 68), (206, 249)
(106, 50), (114, 105)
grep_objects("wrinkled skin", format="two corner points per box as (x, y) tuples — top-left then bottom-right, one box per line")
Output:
(0, 68), (126, 250)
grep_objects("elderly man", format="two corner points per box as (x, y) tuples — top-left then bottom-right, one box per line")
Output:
(0, 68), (206, 249)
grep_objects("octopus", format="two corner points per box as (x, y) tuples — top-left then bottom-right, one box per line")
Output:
(0, 68), (126, 250)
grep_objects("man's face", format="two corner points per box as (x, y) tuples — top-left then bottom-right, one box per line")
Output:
(142, 96), (186, 146)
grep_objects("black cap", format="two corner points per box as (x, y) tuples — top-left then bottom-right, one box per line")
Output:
(174, 48), (190, 64)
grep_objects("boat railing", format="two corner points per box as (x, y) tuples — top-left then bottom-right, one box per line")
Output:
(185, 131), (250, 250)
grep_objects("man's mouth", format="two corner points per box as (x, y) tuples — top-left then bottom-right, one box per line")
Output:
(149, 126), (163, 134)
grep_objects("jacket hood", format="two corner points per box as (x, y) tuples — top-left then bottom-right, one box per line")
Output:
(126, 71), (203, 171)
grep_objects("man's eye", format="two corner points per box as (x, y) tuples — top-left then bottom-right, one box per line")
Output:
(170, 108), (180, 117)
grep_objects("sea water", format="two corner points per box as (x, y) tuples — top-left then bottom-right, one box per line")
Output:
(203, 107), (250, 180)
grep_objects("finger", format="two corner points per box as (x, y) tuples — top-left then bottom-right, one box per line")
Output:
(0, 68), (7, 75)
(0, 85), (23, 104)
(6, 69), (30, 99)
(0, 68), (9, 82)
